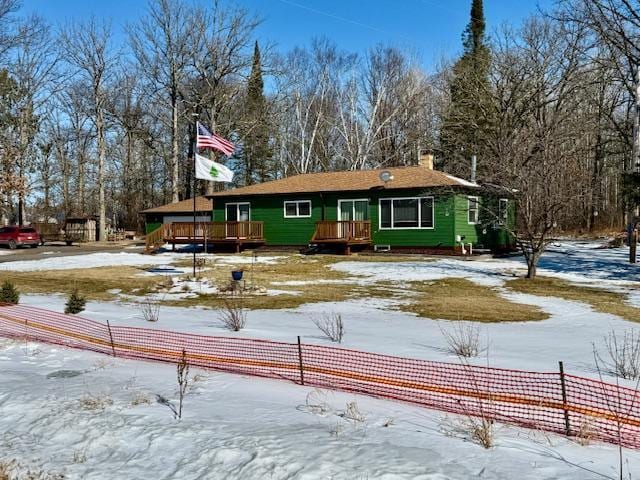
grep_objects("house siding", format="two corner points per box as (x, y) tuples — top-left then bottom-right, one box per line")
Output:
(144, 214), (163, 234)
(214, 194), (323, 245)
(453, 195), (481, 246)
(478, 197), (516, 250)
(211, 188), (515, 249)
(213, 189), (471, 247)
(317, 190), (457, 247)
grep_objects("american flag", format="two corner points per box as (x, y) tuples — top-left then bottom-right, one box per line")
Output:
(196, 122), (235, 156)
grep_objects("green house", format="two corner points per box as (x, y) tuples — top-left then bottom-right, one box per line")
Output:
(197, 164), (515, 254)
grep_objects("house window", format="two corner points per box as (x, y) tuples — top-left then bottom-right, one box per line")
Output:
(498, 198), (508, 224)
(379, 197), (434, 229)
(225, 202), (250, 221)
(338, 199), (369, 221)
(283, 200), (312, 218)
(468, 196), (479, 224)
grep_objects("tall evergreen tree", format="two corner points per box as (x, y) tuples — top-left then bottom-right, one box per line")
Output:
(439, 0), (493, 178)
(242, 41), (272, 185)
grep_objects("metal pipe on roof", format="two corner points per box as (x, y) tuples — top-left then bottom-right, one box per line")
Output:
(471, 155), (477, 184)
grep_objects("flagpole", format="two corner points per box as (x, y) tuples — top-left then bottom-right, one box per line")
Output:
(192, 115), (199, 278)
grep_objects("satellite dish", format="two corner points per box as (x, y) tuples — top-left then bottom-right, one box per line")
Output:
(379, 170), (394, 184)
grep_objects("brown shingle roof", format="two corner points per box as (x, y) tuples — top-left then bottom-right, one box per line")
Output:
(207, 166), (478, 198)
(141, 196), (212, 214)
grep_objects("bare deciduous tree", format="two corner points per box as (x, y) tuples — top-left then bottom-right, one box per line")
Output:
(0, 0), (20, 60)
(128, 0), (194, 203)
(61, 18), (117, 241)
(481, 18), (591, 277)
(10, 15), (60, 225)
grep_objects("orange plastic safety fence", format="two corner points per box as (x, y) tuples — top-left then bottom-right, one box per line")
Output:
(1, 304), (639, 448)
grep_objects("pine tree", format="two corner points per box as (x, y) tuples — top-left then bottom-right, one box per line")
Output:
(242, 41), (272, 185)
(0, 280), (19, 304)
(64, 288), (86, 314)
(439, 0), (493, 177)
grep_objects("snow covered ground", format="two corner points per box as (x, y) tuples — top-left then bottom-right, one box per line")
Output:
(1, 338), (637, 479)
(19, 290), (633, 378)
(0, 251), (283, 272)
(3, 241), (640, 478)
(13, 241), (639, 376)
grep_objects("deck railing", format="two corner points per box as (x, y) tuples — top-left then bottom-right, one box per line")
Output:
(312, 220), (372, 242)
(144, 225), (165, 252)
(163, 221), (264, 241)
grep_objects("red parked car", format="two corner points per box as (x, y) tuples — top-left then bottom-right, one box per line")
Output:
(0, 226), (40, 249)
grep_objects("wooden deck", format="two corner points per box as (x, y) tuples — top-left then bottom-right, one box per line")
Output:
(310, 220), (372, 254)
(145, 221), (265, 253)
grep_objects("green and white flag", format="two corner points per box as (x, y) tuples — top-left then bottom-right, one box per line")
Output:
(195, 153), (234, 182)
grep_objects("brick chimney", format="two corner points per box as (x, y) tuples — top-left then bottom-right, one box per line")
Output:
(418, 150), (434, 170)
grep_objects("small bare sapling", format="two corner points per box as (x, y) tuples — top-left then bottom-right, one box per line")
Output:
(218, 295), (247, 331)
(595, 329), (640, 380)
(466, 416), (494, 449)
(302, 388), (333, 416)
(176, 349), (189, 420)
(439, 322), (485, 358)
(141, 297), (161, 322)
(340, 400), (366, 425)
(312, 312), (345, 343)
(442, 355), (495, 449)
(443, 412), (494, 449)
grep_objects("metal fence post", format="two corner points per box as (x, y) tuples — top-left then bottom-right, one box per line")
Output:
(297, 336), (305, 385)
(559, 361), (571, 436)
(106, 320), (116, 357)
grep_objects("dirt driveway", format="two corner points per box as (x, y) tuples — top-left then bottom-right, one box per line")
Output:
(0, 241), (145, 264)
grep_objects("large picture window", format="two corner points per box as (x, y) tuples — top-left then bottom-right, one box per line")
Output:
(283, 200), (312, 218)
(468, 196), (479, 224)
(379, 197), (434, 229)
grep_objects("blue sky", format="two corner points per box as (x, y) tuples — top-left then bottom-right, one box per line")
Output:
(21, 0), (553, 69)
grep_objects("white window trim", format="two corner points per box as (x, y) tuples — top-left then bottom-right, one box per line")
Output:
(378, 196), (435, 230)
(468, 196), (479, 225)
(283, 200), (312, 218)
(225, 202), (251, 221)
(337, 198), (369, 221)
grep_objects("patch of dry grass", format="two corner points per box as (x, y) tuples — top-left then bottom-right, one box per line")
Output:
(166, 255), (362, 309)
(0, 267), (158, 301)
(507, 276), (640, 322)
(334, 253), (437, 263)
(175, 254), (348, 283)
(0, 254), (368, 309)
(0, 253), (432, 312)
(166, 283), (355, 310)
(400, 278), (548, 322)
(0, 459), (64, 480)
(78, 393), (113, 411)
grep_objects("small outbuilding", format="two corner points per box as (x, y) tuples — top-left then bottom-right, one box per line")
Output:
(141, 197), (213, 234)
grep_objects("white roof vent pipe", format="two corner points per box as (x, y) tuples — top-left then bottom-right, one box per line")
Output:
(470, 155), (477, 184)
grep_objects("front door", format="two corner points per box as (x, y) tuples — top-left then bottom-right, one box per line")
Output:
(225, 203), (250, 238)
(338, 199), (368, 238)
